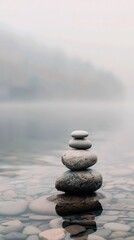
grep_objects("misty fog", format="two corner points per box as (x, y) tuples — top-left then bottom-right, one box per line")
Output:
(0, 0), (133, 158)
(0, 29), (124, 102)
(0, 26), (132, 159)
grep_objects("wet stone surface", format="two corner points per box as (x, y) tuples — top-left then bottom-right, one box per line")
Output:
(69, 139), (92, 150)
(56, 129), (102, 196)
(71, 130), (89, 139)
(55, 169), (102, 194)
(62, 150), (97, 171)
(0, 152), (133, 240)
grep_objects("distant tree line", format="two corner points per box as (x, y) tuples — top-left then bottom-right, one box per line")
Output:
(0, 29), (124, 101)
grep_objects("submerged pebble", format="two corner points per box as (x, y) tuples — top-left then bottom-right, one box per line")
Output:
(95, 229), (111, 238)
(104, 222), (131, 231)
(22, 225), (40, 235)
(29, 215), (55, 220)
(2, 220), (22, 226)
(29, 196), (56, 215)
(0, 200), (28, 216)
(26, 236), (39, 240)
(126, 237), (134, 240)
(87, 235), (106, 240)
(39, 228), (65, 240)
(110, 230), (131, 238)
(49, 218), (62, 228)
(0, 225), (24, 234)
(97, 215), (118, 222)
(4, 232), (27, 240)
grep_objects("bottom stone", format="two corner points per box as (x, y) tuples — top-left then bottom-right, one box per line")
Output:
(48, 193), (103, 216)
(55, 169), (102, 194)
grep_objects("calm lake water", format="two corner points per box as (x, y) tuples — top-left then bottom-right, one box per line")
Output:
(0, 101), (133, 239)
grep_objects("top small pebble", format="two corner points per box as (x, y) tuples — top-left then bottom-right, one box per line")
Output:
(71, 130), (89, 139)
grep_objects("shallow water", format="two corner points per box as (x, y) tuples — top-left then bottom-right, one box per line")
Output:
(0, 101), (133, 239)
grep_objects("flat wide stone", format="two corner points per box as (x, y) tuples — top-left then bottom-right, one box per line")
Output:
(55, 169), (102, 194)
(87, 235), (106, 240)
(23, 225), (40, 235)
(62, 150), (97, 170)
(69, 139), (92, 150)
(39, 228), (65, 240)
(0, 200), (28, 216)
(47, 193), (104, 217)
(48, 194), (103, 216)
(104, 222), (131, 231)
(29, 196), (56, 215)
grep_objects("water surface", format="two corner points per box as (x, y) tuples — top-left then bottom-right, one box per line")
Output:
(0, 101), (133, 239)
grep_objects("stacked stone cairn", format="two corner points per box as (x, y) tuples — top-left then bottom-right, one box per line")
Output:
(55, 130), (102, 194)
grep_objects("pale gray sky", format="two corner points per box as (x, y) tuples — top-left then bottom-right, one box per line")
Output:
(0, 0), (134, 85)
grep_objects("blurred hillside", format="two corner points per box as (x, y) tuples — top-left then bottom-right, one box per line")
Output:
(0, 29), (124, 101)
